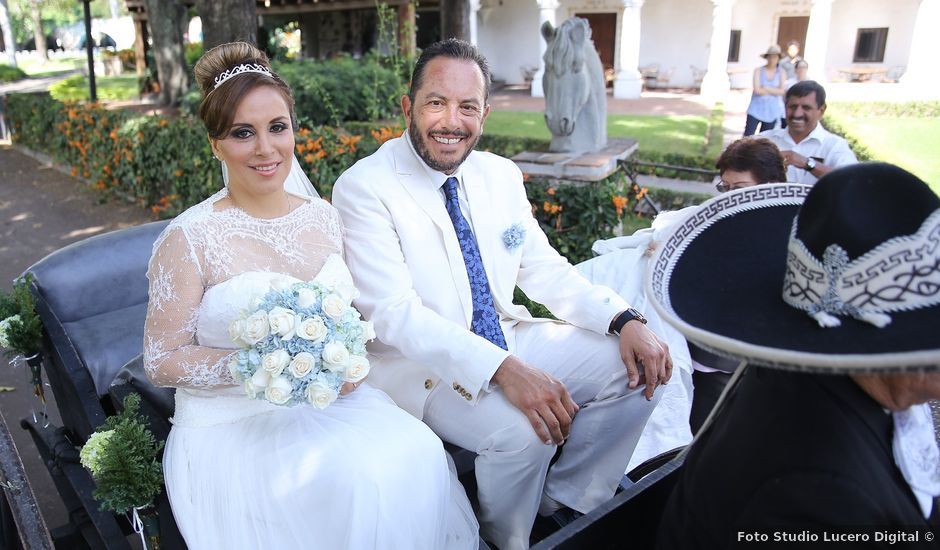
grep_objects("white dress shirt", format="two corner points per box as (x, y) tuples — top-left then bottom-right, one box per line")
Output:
(760, 123), (858, 185)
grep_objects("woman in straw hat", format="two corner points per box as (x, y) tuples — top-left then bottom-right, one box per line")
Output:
(647, 163), (940, 547)
(744, 45), (787, 136)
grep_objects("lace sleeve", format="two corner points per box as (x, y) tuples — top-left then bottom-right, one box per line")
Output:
(144, 226), (237, 389)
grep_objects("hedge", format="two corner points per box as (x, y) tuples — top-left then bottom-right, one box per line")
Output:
(8, 92), (656, 262)
(0, 64), (27, 83)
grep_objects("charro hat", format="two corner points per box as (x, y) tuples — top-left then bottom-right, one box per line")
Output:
(647, 163), (940, 372)
(761, 44), (782, 58)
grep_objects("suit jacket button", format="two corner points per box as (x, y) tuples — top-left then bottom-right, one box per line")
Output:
(424, 379), (433, 390)
(464, 393), (472, 401)
(453, 382), (459, 390)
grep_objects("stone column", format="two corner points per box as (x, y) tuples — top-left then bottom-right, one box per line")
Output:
(699, 0), (734, 102)
(612, 0), (644, 99)
(531, 0), (559, 98)
(900, 0), (939, 86)
(804, 0), (833, 82)
(468, 0), (481, 45)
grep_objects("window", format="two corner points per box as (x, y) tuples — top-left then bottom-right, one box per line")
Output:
(728, 30), (741, 62)
(853, 28), (888, 62)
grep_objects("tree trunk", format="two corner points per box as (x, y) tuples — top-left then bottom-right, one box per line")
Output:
(194, 0), (257, 52)
(0, 0), (17, 67)
(144, 0), (189, 106)
(440, 0), (469, 42)
(28, 0), (46, 60)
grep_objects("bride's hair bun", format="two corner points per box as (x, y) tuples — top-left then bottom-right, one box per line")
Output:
(194, 41), (296, 139)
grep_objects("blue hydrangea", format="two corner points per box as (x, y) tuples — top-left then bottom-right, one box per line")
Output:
(502, 223), (526, 251)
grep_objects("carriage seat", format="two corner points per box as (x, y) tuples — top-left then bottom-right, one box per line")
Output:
(28, 220), (170, 399)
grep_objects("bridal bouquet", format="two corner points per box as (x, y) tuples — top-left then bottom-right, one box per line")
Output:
(228, 278), (374, 409)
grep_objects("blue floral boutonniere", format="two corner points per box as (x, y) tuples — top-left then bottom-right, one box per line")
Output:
(502, 223), (526, 251)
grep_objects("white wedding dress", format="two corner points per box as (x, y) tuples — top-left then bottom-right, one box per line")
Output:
(144, 188), (478, 550)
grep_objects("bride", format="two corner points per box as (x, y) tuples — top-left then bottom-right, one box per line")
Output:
(143, 42), (478, 549)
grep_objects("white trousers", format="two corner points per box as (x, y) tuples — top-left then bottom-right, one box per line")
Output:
(423, 321), (660, 550)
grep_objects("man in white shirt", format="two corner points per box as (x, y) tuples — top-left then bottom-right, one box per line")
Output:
(761, 80), (858, 185)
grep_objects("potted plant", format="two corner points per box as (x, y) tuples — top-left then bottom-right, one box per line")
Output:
(80, 394), (165, 550)
(0, 275), (44, 402)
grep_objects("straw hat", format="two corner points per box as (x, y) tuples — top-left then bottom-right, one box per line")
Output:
(761, 45), (782, 58)
(646, 164), (940, 372)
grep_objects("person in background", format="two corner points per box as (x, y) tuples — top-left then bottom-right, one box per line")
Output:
(779, 39), (803, 81)
(761, 80), (858, 185)
(713, 137), (787, 192)
(744, 45), (786, 136)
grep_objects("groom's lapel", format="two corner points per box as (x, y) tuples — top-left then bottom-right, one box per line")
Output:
(393, 139), (473, 324)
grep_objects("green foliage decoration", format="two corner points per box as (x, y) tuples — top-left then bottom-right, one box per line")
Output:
(80, 394), (164, 514)
(0, 276), (43, 358)
(276, 55), (407, 127)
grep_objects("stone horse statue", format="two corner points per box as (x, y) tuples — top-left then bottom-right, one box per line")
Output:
(541, 17), (607, 154)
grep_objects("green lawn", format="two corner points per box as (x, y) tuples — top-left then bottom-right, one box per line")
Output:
(16, 55), (85, 77)
(834, 116), (940, 193)
(49, 74), (139, 102)
(484, 111), (712, 157)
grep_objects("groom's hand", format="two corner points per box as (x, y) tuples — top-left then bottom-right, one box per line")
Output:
(492, 356), (579, 445)
(618, 322), (672, 401)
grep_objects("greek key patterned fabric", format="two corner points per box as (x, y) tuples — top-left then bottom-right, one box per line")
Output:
(442, 177), (507, 350)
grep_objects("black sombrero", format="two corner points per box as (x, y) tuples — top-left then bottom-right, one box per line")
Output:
(647, 163), (940, 372)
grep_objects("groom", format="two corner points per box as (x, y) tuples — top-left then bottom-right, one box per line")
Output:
(333, 39), (672, 550)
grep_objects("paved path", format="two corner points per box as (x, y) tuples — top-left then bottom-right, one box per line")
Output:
(0, 142), (151, 531)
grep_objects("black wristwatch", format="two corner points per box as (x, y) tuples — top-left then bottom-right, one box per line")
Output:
(611, 307), (647, 335)
(804, 157), (817, 172)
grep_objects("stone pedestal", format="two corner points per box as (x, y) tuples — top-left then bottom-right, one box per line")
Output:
(511, 139), (638, 181)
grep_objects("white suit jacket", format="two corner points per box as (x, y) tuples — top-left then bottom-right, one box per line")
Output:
(332, 135), (629, 418)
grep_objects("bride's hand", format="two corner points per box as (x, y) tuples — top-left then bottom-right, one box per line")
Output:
(340, 379), (365, 395)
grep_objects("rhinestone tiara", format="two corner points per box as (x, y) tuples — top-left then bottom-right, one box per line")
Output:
(213, 63), (273, 89)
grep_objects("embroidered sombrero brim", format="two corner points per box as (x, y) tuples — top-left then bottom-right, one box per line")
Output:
(646, 182), (940, 372)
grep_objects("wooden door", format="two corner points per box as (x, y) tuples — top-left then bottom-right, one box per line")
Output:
(777, 16), (809, 56)
(575, 12), (616, 80)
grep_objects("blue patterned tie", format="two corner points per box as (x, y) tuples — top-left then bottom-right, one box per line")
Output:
(442, 177), (508, 350)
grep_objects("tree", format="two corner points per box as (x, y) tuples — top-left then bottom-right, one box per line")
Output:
(194, 0), (256, 51)
(440, 0), (469, 42)
(27, 0), (47, 59)
(144, 0), (188, 106)
(0, 0), (17, 66)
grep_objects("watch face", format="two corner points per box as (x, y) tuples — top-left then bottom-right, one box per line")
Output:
(627, 307), (648, 324)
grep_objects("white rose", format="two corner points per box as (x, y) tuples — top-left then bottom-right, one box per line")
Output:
(243, 311), (270, 345)
(228, 318), (246, 346)
(321, 293), (347, 320)
(361, 320), (376, 341)
(296, 288), (319, 309)
(245, 369), (271, 398)
(322, 341), (350, 368)
(228, 358), (243, 383)
(264, 375), (293, 405)
(344, 355), (370, 383)
(334, 283), (360, 305)
(296, 316), (328, 342)
(270, 278), (291, 291)
(268, 307), (299, 340)
(261, 349), (291, 376)
(305, 380), (338, 410)
(289, 352), (315, 378)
